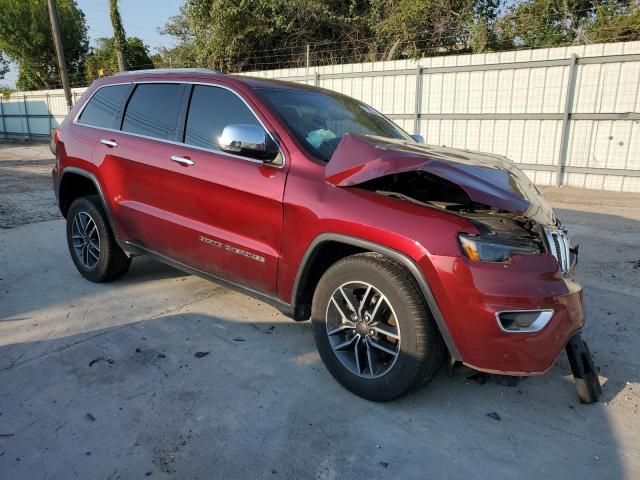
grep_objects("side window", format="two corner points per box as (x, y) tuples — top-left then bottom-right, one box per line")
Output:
(184, 85), (262, 151)
(122, 83), (183, 140)
(77, 84), (129, 129)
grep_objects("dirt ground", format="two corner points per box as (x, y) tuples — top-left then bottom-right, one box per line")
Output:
(1, 141), (639, 479)
(0, 142), (61, 229)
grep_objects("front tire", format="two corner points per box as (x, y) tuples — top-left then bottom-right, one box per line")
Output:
(66, 195), (131, 282)
(311, 253), (444, 401)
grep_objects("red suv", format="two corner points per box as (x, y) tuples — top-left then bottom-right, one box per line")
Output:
(51, 69), (601, 402)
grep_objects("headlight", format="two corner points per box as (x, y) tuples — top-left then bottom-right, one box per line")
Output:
(458, 234), (541, 262)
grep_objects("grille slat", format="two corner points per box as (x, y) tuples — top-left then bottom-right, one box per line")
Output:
(544, 228), (571, 273)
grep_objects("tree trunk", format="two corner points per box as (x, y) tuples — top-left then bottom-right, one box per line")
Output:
(109, 0), (127, 72)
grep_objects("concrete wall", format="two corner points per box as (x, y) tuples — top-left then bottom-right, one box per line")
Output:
(0, 87), (87, 138)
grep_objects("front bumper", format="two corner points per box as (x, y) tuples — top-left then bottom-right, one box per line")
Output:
(422, 252), (585, 375)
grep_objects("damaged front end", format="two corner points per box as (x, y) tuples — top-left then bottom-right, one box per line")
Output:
(325, 134), (601, 403)
(325, 133), (569, 268)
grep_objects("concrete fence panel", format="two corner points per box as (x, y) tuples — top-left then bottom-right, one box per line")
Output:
(2, 41), (639, 192)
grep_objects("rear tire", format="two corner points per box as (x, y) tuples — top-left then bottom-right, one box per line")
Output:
(311, 252), (444, 401)
(66, 195), (131, 282)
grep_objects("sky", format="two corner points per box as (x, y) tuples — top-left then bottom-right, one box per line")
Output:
(3, 0), (182, 88)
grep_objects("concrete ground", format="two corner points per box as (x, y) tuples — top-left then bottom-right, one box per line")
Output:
(1, 141), (639, 479)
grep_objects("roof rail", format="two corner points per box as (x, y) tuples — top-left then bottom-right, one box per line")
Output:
(112, 68), (221, 76)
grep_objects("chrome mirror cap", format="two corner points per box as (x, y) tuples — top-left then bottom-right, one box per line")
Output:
(219, 124), (278, 162)
(410, 134), (425, 143)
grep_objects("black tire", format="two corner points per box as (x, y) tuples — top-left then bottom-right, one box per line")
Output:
(66, 195), (131, 282)
(566, 337), (602, 404)
(311, 252), (445, 401)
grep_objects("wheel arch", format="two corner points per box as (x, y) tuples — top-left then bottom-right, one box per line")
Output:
(58, 167), (119, 238)
(291, 233), (461, 360)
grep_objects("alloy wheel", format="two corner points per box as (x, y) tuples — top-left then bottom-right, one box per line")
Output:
(325, 281), (401, 379)
(71, 211), (101, 269)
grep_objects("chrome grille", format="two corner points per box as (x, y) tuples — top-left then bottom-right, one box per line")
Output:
(544, 228), (571, 273)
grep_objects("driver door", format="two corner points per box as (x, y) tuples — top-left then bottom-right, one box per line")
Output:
(156, 84), (287, 294)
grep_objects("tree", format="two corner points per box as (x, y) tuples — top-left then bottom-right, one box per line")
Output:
(161, 0), (507, 67)
(161, 0), (370, 71)
(86, 37), (154, 81)
(369, 0), (478, 58)
(0, 0), (88, 90)
(583, 3), (640, 43)
(109, 0), (127, 71)
(161, 0), (640, 69)
(0, 52), (8, 79)
(495, 0), (598, 49)
(467, 0), (507, 52)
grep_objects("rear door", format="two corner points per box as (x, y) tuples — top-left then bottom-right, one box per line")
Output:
(160, 84), (287, 294)
(68, 83), (131, 189)
(90, 82), (191, 252)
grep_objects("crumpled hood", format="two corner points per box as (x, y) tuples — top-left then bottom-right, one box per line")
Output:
(325, 134), (555, 225)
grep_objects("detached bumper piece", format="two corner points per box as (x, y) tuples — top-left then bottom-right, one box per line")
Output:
(566, 333), (602, 404)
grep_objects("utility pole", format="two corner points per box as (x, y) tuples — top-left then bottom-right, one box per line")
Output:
(47, 0), (72, 108)
(109, 0), (127, 72)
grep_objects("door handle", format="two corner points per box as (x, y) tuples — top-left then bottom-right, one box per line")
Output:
(170, 155), (196, 166)
(100, 138), (118, 148)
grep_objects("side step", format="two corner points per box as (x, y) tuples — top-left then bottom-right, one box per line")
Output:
(566, 333), (602, 404)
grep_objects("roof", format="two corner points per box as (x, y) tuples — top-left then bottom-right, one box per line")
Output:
(112, 68), (220, 76)
(100, 68), (326, 93)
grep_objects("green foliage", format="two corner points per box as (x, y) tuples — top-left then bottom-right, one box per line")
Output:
(369, 0), (477, 57)
(0, 85), (14, 98)
(495, 0), (598, 49)
(109, 0), (127, 70)
(0, 52), (8, 79)
(160, 0), (640, 70)
(0, 0), (88, 90)
(85, 37), (154, 81)
(109, 0), (126, 45)
(583, 3), (640, 43)
(161, 0), (372, 70)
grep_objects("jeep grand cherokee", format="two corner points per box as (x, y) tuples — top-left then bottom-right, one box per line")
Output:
(51, 69), (601, 402)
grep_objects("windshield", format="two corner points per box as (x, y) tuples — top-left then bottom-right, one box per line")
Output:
(255, 87), (412, 162)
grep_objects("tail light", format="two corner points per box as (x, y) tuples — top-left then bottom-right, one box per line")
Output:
(50, 128), (59, 156)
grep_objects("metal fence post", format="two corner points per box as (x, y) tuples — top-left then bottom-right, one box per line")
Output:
(45, 93), (53, 130)
(23, 94), (31, 140)
(557, 54), (579, 186)
(0, 96), (5, 139)
(314, 72), (320, 87)
(305, 44), (310, 83)
(414, 65), (424, 135)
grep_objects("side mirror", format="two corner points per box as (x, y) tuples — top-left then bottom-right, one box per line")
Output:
(219, 124), (279, 162)
(411, 134), (425, 143)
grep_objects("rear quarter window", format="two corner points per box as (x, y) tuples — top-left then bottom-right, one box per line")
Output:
(77, 84), (129, 129)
